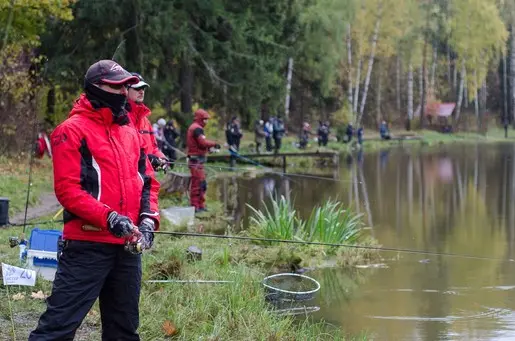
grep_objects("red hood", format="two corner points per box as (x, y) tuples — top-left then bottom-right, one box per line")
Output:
(194, 117), (207, 127)
(69, 94), (114, 125)
(128, 99), (151, 126)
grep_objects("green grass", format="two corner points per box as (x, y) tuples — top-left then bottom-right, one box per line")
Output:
(216, 126), (515, 157)
(0, 156), (54, 217)
(248, 195), (302, 241)
(302, 200), (364, 245)
(0, 220), (366, 340)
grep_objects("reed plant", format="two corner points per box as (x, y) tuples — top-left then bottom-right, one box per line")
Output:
(301, 199), (363, 244)
(247, 195), (304, 242)
(248, 196), (365, 245)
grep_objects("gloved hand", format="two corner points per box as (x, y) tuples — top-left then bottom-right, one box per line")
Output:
(107, 211), (134, 238)
(138, 218), (155, 250)
(148, 154), (169, 172)
(214, 144), (221, 150)
(148, 154), (161, 170)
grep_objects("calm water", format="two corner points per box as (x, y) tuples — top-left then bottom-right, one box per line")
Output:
(212, 143), (515, 341)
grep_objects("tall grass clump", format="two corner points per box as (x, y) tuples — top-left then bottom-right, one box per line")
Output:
(247, 195), (303, 241)
(301, 199), (363, 244)
(247, 196), (366, 245)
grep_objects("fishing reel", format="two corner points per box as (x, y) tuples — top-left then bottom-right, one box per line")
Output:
(124, 240), (143, 255)
(9, 236), (25, 248)
(124, 226), (144, 255)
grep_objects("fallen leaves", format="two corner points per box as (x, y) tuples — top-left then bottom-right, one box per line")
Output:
(162, 320), (178, 337)
(30, 291), (46, 300)
(12, 293), (25, 300)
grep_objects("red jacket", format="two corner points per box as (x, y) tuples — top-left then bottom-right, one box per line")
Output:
(51, 94), (160, 245)
(186, 120), (217, 156)
(127, 100), (166, 159)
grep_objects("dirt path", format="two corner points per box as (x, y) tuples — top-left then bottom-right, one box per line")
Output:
(9, 193), (61, 225)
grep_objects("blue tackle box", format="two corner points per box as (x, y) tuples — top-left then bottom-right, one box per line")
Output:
(28, 228), (62, 268)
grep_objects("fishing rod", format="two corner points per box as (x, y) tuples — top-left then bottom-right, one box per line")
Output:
(150, 231), (514, 262)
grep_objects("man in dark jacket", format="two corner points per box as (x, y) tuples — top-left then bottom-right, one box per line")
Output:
(187, 109), (221, 212)
(226, 116), (243, 168)
(317, 121), (330, 146)
(29, 60), (160, 341)
(163, 120), (179, 168)
(272, 117), (285, 153)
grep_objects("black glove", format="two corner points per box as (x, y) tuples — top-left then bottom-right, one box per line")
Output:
(148, 154), (169, 172)
(138, 218), (155, 250)
(107, 211), (134, 238)
(214, 144), (221, 149)
(148, 154), (161, 170)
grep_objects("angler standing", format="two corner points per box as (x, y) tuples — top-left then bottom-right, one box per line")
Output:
(254, 119), (266, 154)
(127, 72), (168, 171)
(29, 60), (160, 341)
(163, 120), (179, 168)
(186, 109), (220, 213)
(226, 116), (243, 168)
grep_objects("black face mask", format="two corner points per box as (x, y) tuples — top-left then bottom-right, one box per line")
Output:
(84, 80), (129, 125)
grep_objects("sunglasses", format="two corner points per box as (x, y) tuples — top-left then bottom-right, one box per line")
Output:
(100, 83), (130, 90)
(130, 86), (146, 91)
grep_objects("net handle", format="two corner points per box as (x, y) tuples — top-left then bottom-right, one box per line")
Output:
(262, 273), (321, 295)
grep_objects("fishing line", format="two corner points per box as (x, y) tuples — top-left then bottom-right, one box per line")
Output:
(169, 160), (351, 184)
(151, 231), (514, 262)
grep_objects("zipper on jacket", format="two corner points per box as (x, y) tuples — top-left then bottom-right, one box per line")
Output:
(107, 128), (126, 215)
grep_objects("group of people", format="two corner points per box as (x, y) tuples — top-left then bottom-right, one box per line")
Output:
(298, 121), (331, 149)
(151, 117), (180, 167)
(28, 59), (222, 340)
(253, 117), (286, 154)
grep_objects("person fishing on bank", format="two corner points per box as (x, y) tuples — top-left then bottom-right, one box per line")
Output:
(317, 120), (330, 147)
(226, 116), (243, 168)
(254, 119), (266, 154)
(187, 109), (221, 213)
(299, 122), (311, 149)
(29, 60), (160, 341)
(127, 72), (168, 172)
(163, 120), (179, 168)
(272, 117), (285, 153)
(264, 118), (274, 152)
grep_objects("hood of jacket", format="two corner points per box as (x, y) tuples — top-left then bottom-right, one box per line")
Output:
(69, 94), (114, 125)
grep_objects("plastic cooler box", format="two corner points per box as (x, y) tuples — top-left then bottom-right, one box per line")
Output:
(27, 228), (62, 268)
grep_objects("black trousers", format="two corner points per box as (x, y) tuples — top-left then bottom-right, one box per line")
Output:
(273, 137), (282, 153)
(29, 240), (142, 341)
(265, 137), (273, 151)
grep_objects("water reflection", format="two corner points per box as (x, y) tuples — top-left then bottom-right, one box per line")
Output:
(214, 143), (515, 340)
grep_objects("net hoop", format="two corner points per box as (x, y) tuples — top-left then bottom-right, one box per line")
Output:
(262, 273), (321, 296)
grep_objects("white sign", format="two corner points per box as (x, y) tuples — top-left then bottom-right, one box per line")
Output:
(2, 263), (36, 286)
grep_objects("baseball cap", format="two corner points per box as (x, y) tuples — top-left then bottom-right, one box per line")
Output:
(129, 72), (150, 89)
(85, 60), (139, 85)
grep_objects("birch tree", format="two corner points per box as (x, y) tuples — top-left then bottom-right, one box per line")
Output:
(449, 0), (507, 128)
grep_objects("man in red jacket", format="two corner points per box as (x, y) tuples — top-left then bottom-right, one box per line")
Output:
(187, 109), (220, 212)
(127, 72), (169, 171)
(29, 60), (160, 341)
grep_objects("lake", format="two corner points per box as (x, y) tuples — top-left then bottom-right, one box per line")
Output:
(213, 143), (515, 341)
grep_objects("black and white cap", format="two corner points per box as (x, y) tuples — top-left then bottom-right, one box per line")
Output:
(129, 72), (150, 89)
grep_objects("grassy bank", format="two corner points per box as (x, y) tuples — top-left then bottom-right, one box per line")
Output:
(217, 127), (515, 157)
(0, 157), (54, 217)
(0, 152), (377, 339)
(0, 218), (369, 340)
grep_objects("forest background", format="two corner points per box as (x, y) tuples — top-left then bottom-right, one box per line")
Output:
(0, 0), (513, 154)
